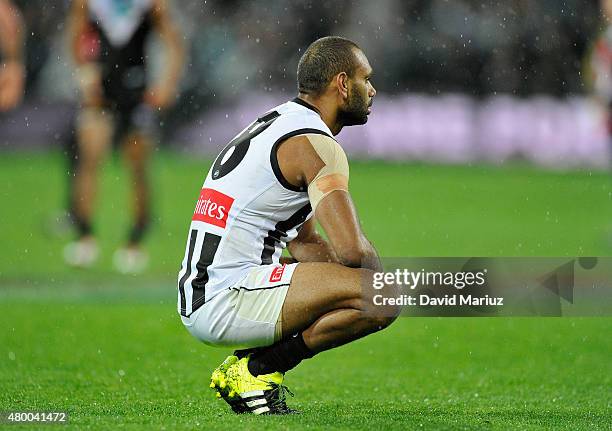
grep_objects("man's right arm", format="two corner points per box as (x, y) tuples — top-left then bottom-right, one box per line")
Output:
(314, 189), (382, 272)
(277, 134), (382, 272)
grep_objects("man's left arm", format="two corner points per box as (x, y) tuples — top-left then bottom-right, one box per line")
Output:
(284, 218), (339, 264)
(145, 0), (184, 109)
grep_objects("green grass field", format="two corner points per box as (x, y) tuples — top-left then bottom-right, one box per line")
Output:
(0, 151), (611, 429)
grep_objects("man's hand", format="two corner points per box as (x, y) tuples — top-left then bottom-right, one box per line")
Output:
(287, 218), (339, 263)
(0, 59), (24, 111)
(145, 0), (184, 111)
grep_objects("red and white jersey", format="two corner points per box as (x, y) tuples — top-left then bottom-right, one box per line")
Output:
(177, 98), (334, 317)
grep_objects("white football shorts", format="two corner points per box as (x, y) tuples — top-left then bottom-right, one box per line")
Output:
(180, 262), (298, 348)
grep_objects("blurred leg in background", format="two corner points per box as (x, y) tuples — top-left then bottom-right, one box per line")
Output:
(112, 104), (157, 274)
(63, 101), (113, 268)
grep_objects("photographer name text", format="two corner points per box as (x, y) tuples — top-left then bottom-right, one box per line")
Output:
(372, 293), (504, 306)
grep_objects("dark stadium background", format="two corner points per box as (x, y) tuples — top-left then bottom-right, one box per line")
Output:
(0, 0), (605, 148)
(1, 1), (610, 429)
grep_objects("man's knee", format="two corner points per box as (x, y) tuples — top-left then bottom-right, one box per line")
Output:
(332, 269), (402, 319)
(344, 267), (375, 303)
(357, 269), (402, 333)
(362, 307), (400, 333)
(77, 108), (112, 140)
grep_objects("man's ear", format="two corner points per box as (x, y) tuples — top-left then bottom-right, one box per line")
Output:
(335, 72), (349, 99)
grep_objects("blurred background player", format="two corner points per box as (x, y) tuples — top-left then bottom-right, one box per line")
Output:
(0, 0), (25, 112)
(587, 0), (612, 136)
(65, 0), (184, 272)
(586, 0), (612, 240)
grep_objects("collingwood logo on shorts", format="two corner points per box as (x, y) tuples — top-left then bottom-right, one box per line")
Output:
(269, 264), (286, 282)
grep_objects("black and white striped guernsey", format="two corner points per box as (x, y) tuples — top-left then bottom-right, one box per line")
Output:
(177, 99), (334, 317)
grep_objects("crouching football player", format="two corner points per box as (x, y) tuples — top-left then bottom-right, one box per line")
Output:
(177, 36), (400, 414)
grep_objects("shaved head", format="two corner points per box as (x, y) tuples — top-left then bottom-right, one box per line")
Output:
(297, 36), (362, 96)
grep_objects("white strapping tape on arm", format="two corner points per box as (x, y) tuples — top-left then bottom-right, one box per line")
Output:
(305, 134), (350, 213)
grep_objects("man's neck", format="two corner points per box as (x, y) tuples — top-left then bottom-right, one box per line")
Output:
(295, 93), (343, 135)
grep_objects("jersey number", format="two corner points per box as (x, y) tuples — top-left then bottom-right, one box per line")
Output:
(210, 111), (281, 180)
